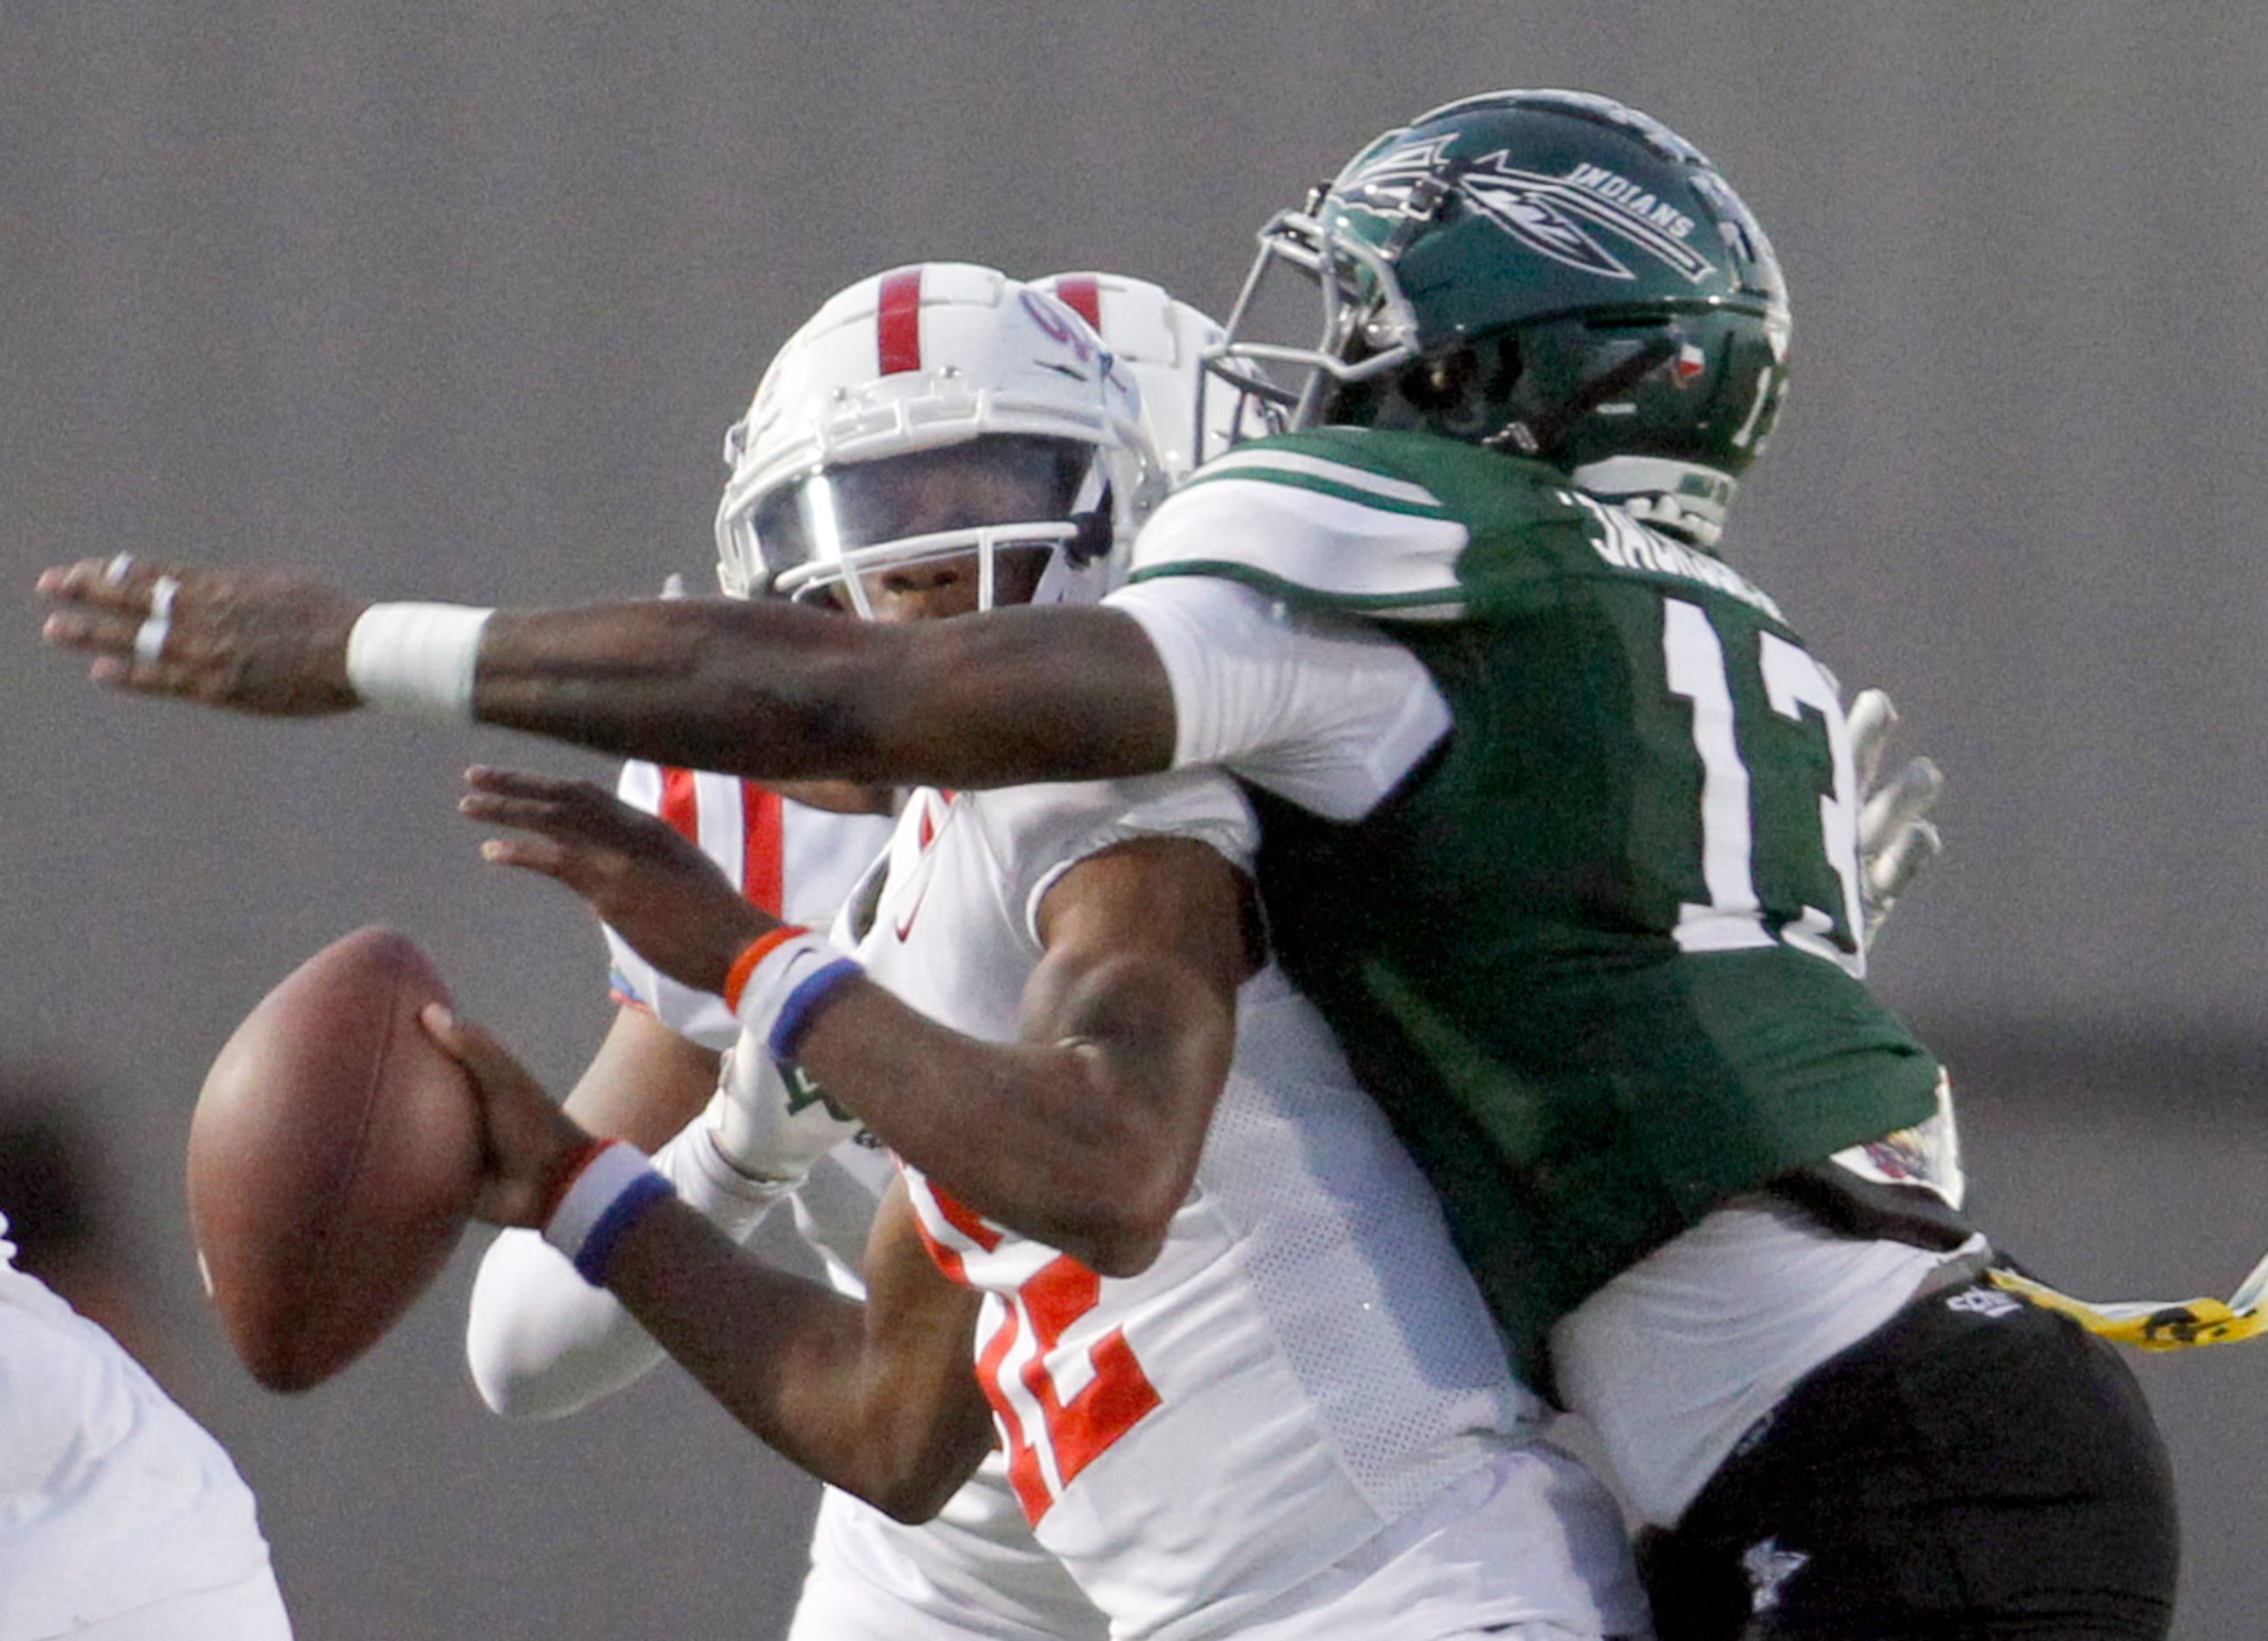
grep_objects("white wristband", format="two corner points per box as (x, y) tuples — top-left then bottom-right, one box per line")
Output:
(346, 602), (495, 717)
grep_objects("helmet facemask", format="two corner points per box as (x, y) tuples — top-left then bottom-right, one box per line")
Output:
(741, 434), (1115, 619)
(1200, 203), (1419, 438)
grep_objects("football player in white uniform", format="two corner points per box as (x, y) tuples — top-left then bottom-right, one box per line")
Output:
(0, 1219), (294, 1639)
(463, 263), (1230, 1640)
(434, 265), (1649, 1639)
(466, 264), (1263, 1638)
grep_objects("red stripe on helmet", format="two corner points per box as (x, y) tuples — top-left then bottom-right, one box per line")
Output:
(1051, 274), (1102, 331)
(877, 267), (924, 375)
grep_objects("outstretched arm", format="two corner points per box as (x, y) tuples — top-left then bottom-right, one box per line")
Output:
(36, 557), (1176, 786)
(432, 1005), (994, 1521)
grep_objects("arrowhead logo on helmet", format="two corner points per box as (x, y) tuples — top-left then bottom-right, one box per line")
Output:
(1459, 154), (1718, 286)
(1337, 136), (1460, 220)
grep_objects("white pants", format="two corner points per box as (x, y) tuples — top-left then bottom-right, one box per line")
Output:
(786, 1477), (1106, 1641)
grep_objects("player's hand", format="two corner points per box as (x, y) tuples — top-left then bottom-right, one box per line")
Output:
(1847, 688), (1945, 945)
(419, 1003), (593, 1228)
(37, 555), (364, 715)
(461, 765), (775, 995)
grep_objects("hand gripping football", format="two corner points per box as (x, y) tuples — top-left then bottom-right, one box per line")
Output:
(188, 926), (482, 1391)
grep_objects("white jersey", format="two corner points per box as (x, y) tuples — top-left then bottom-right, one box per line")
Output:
(1106, 559), (1975, 1529)
(857, 777), (1642, 1641)
(605, 765), (1110, 1641)
(607, 762), (898, 1053)
(0, 1224), (291, 1640)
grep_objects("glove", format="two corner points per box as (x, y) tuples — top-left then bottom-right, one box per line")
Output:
(1846, 688), (1944, 947)
(710, 1033), (868, 1186)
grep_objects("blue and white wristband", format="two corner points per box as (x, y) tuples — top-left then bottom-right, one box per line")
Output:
(541, 1139), (675, 1285)
(722, 926), (865, 1064)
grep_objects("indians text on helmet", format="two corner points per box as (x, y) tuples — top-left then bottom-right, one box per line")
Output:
(1341, 141), (1717, 286)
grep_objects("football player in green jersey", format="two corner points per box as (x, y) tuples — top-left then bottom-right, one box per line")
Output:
(41, 92), (2177, 1638)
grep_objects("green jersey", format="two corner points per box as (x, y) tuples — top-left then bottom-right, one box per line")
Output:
(1124, 426), (1942, 1382)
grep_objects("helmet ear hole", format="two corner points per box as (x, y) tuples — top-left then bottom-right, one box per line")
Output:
(1480, 335), (1522, 405)
(1409, 349), (1475, 414)
(1373, 336), (1528, 445)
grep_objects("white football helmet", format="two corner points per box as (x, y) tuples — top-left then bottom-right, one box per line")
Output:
(714, 263), (1162, 613)
(1034, 272), (1242, 482)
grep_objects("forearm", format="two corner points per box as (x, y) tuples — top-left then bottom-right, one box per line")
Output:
(792, 953), (1229, 1276)
(471, 599), (1176, 787)
(464, 1101), (794, 1419)
(602, 1194), (991, 1520)
(431, 1001), (981, 1516)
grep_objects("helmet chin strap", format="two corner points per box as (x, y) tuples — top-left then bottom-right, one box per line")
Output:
(1485, 333), (1679, 460)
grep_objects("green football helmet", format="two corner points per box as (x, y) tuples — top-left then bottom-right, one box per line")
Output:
(1208, 89), (1791, 548)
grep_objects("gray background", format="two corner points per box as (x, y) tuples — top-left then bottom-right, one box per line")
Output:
(5, 2), (2265, 1636)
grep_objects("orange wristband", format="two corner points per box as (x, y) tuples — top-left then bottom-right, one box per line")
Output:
(722, 924), (811, 1014)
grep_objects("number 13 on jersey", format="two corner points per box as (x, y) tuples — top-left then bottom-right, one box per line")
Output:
(1662, 596), (1865, 974)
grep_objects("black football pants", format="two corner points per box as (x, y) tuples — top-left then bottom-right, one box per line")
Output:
(1637, 1276), (2178, 1640)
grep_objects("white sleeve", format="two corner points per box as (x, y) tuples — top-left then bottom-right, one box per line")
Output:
(1105, 576), (1451, 822)
(463, 1111), (794, 1420)
(464, 1228), (666, 1420)
(1006, 769), (1261, 945)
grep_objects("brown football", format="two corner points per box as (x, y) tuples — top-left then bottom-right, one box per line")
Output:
(188, 925), (482, 1392)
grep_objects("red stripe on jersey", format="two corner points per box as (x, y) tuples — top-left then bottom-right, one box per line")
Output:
(877, 267), (924, 375)
(913, 1208), (972, 1286)
(979, 1309), (1055, 1522)
(932, 1181), (1003, 1254)
(658, 767), (699, 843)
(1052, 274), (1102, 331)
(740, 783), (786, 915)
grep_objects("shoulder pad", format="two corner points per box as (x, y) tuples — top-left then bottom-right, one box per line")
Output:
(1129, 428), (1590, 620)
